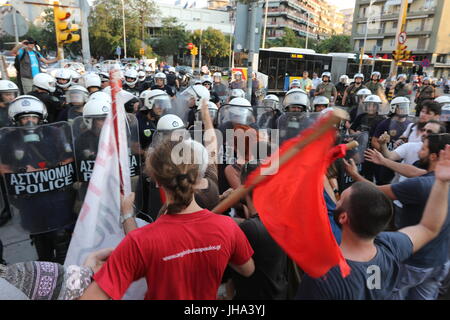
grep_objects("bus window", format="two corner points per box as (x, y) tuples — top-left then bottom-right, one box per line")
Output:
(297, 61), (305, 75)
(313, 61), (323, 76)
(277, 59), (287, 90)
(306, 60), (314, 75)
(269, 58), (278, 90)
(286, 59), (298, 77)
(259, 56), (269, 75)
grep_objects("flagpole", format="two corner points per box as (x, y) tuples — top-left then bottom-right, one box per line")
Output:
(212, 109), (349, 214)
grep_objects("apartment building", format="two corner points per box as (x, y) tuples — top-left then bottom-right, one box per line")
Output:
(340, 8), (355, 35)
(351, 0), (450, 77)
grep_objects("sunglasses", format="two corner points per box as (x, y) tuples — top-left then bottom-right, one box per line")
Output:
(421, 129), (436, 134)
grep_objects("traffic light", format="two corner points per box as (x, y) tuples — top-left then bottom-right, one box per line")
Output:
(392, 49), (404, 61)
(354, 51), (360, 62)
(187, 43), (194, 50)
(190, 45), (198, 56)
(403, 50), (412, 61)
(139, 48), (145, 56)
(53, 2), (80, 45)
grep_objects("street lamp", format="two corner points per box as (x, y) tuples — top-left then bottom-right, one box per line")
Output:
(121, 0), (127, 59)
(262, 0), (269, 49)
(360, 0), (377, 72)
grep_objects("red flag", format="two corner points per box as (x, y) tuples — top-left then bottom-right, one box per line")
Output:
(250, 121), (351, 278)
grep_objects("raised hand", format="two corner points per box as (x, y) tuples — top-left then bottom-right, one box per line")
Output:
(435, 145), (450, 183)
(365, 149), (386, 165)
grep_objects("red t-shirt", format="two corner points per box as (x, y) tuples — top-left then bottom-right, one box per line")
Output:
(93, 209), (254, 300)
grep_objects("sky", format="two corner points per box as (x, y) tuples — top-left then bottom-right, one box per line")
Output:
(326, 0), (356, 10)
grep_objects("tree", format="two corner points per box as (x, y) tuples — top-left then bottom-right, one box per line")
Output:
(88, 0), (157, 59)
(151, 17), (189, 61)
(315, 35), (352, 54)
(189, 27), (229, 65)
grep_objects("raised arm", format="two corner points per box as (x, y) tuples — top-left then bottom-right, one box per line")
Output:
(364, 149), (426, 178)
(398, 145), (450, 253)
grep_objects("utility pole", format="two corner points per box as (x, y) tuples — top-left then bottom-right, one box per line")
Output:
(305, 11), (310, 49)
(246, 1), (257, 101)
(121, 0), (127, 59)
(199, 29), (203, 74)
(261, 0), (269, 49)
(79, 0), (91, 66)
(389, 0), (409, 77)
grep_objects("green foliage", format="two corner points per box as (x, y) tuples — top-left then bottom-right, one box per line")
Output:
(315, 35), (352, 54)
(188, 27), (230, 65)
(151, 17), (189, 59)
(89, 0), (157, 58)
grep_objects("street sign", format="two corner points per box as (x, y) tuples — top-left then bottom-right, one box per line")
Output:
(233, 3), (264, 53)
(422, 58), (430, 67)
(2, 12), (29, 37)
(398, 32), (407, 44)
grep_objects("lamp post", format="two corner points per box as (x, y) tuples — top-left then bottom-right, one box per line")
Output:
(262, 0), (269, 48)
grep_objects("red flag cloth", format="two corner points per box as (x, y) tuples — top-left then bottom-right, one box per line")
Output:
(250, 122), (351, 278)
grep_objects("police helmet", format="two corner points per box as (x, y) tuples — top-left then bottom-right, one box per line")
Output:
(8, 95), (48, 123)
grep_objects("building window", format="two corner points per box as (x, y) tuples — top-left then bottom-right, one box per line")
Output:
(376, 39), (383, 48)
(392, 21), (398, 29)
(417, 37), (427, 50)
(436, 54), (447, 63)
(359, 39), (364, 48)
(424, 0), (435, 10)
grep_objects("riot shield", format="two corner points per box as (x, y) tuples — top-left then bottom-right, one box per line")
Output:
(218, 105), (256, 127)
(253, 106), (278, 130)
(0, 122), (77, 235)
(67, 105), (84, 125)
(71, 114), (142, 211)
(0, 107), (10, 128)
(276, 112), (322, 144)
(337, 132), (369, 192)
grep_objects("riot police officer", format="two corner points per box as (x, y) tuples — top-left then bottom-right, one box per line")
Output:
(365, 71), (384, 96)
(56, 85), (89, 123)
(0, 95), (76, 263)
(151, 72), (175, 97)
(28, 73), (62, 123)
(201, 75), (220, 106)
(123, 69), (144, 97)
(0, 80), (19, 128)
(54, 68), (73, 104)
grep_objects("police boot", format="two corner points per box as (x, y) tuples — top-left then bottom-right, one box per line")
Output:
(31, 232), (55, 262)
(53, 229), (72, 265)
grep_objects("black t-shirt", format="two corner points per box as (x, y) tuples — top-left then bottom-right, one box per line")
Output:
(136, 111), (157, 150)
(350, 114), (386, 138)
(392, 172), (450, 268)
(296, 232), (413, 300)
(166, 73), (177, 86)
(232, 215), (289, 300)
(150, 85), (174, 97)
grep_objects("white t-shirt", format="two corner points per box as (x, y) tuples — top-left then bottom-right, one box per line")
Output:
(401, 123), (421, 143)
(392, 141), (422, 208)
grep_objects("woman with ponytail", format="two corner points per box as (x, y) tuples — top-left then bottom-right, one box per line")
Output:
(81, 139), (255, 300)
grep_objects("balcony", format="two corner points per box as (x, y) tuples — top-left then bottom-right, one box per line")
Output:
(268, 11), (318, 28)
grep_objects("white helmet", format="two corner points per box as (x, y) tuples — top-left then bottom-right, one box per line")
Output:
(230, 88), (246, 99)
(434, 96), (450, 106)
(55, 68), (73, 88)
(213, 72), (222, 80)
(32, 73), (56, 93)
(0, 80), (20, 102)
(138, 71), (146, 82)
(157, 114), (185, 131)
(340, 75), (349, 83)
(168, 67), (176, 73)
(201, 75), (213, 85)
(144, 89), (171, 111)
(390, 96), (410, 115)
(124, 69), (139, 86)
(282, 88), (310, 111)
(321, 72), (332, 81)
(196, 101), (219, 122)
(83, 96), (111, 129)
(154, 72), (167, 85)
(235, 71), (242, 77)
(183, 85), (210, 106)
(371, 71), (381, 79)
(70, 69), (81, 83)
(313, 96), (330, 107)
(290, 79), (301, 89)
(229, 97), (252, 108)
(397, 74), (407, 81)
(66, 85), (89, 104)
(362, 94), (382, 114)
(89, 91), (112, 105)
(355, 88), (372, 105)
(8, 95), (48, 123)
(84, 73), (102, 89)
(83, 97), (111, 118)
(363, 94), (382, 104)
(354, 73), (364, 81)
(262, 94), (280, 110)
(144, 66), (153, 73)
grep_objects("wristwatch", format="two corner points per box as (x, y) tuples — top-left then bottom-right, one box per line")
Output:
(120, 212), (135, 224)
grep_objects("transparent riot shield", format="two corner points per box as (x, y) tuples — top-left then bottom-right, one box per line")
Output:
(337, 132), (369, 192)
(71, 114), (142, 213)
(253, 106), (278, 130)
(276, 112), (322, 144)
(67, 105), (84, 125)
(0, 122), (77, 235)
